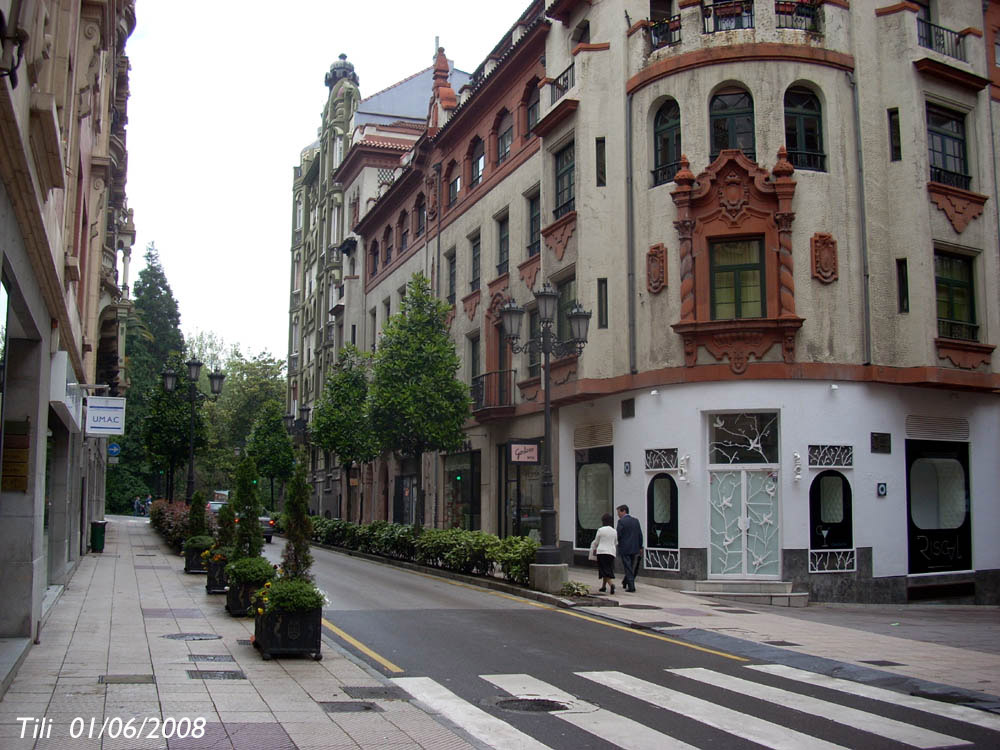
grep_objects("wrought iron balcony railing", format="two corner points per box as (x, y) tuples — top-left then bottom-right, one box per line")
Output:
(652, 161), (681, 186)
(787, 150), (826, 172)
(774, 2), (821, 33)
(288, 355), (299, 374)
(917, 17), (966, 62)
(930, 165), (971, 191)
(650, 15), (682, 49)
(703, 1), (754, 33)
(938, 319), (978, 342)
(550, 63), (575, 105)
(470, 369), (514, 412)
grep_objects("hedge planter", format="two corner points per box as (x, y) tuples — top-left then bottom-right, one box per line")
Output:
(226, 581), (258, 617)
(253, 608), (322, 660)
(206, 560), (228, 594)
(184, 548), (208, 574)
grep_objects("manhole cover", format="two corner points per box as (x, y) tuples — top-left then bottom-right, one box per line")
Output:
(765, 640), (802, 647)
(861, 659), (905, 667)
(620, 604), (660, 610)
(189, 655), (235, 663)
(343, 686), (408, 700)
(99, 675), (155, 684)
(496, 698), (568, 713)
(162, 633), (221, 641)
(319, 701), (383, 713)
(187, 670), (246, 680)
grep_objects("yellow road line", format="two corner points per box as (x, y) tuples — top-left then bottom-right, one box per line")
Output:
(322, 618), (404, 673)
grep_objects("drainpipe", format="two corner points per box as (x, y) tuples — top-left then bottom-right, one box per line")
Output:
(432, 160), (443, 525)
(848, 71), (872, 365)
(625, 91), (637, 375)
(988, 75), (1000, 347)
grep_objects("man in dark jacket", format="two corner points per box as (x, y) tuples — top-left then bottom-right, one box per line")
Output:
(616, 504), (643, 592)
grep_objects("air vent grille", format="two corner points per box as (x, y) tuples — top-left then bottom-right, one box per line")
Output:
(574, 423), (613, 449)
(905, 415), (969, 441)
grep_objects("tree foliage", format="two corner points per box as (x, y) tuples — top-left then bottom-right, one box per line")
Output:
(280, 451), (314, 581)
(247, 400), (295, 510)
(369, 274), (469, 458)
(311, 344), (377, 469)
(187, 490), (207, 537)
(230, 455), (264, 561)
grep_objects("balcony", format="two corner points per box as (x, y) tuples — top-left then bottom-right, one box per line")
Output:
(917, 18), (966, 62)
(470, 370), (515, 420)
(774, 2), (820, 33)
(550, 63), (575, 106)
(703, 1), (754, 34)
(938, 318), (978, 342)
(930, 166), (971, 191)
(290, 290), (301, 309)
(650, 15), (681, 50)
(288, 355), (299, 375)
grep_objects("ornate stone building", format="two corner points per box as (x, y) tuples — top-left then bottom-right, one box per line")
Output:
(291, 0), (1000, 604)
(0, 0), (137, 663)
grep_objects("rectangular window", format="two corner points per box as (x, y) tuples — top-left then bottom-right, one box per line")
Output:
(927, 105), (969, 189)
(470, 336), (481, 381)
(351, 324), (356, 346)
(597, 278), (608, 328)
(449, 175), (461, 204)
(528, 310), (540, 377)
(471, 149), (485, 187)
(497, 217), (509, 275)
(527, 94), (540, 135)
(935, 251), (977, 340)
(556, 278), (577, 340)
(710, 238), (765, 320)
(595, 137), (606, 187)
(896, 258), (909, 314)
(416, 203), (426, 237)
(370, 309), (377, 352)
(470, 235), (481, 291)
(527, 194), (541, 257)
(498, 127), (513, 163)
(447, 253), (456, 305)
(400, 228), (408, 251)
(555, 143), (575, 218)
(888, 108), (902, 162)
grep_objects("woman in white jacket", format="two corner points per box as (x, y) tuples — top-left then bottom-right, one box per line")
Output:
(590, 513), (618, 594)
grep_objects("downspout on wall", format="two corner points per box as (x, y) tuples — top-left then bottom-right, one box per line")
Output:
(625, 92), (637, 375)
(848, 71), (873, 365)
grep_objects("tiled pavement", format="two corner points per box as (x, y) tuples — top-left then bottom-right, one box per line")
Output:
(0, 518), (479, 750)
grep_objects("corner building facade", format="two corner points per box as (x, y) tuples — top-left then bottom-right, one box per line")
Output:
(298, 0), (1000, 604)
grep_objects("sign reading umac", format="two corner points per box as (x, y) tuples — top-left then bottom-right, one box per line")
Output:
(509, 440), (540, 464)
(86, 397), (126, 436)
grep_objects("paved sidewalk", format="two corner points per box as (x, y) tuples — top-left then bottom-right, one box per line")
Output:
(0, 517), (478, 750)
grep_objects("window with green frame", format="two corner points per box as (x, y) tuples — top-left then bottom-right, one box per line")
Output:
(527, 194), (541, 256)
(554, 142), (575, 219)
(470, 235), (481, 291)
(935, 251), (977, 340)
(497, 216), (509, 275)
(710, 238), (764, 320)
(710, 90), (755, 161)
(927, 105), (970, 190)
(653, 99), (681, 185)
(784, 87), (825, 171)
(556, 277), (577, 339)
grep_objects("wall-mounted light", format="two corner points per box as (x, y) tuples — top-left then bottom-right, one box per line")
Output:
(793, 452), (802, 481)
(678, 454), (690, 482)
(650, 389), (659, 396)
(830, 383), (839, 391)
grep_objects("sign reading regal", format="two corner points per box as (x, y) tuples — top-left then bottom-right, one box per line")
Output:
(509, 440), (541, 464)
(86, 397), (126, 436)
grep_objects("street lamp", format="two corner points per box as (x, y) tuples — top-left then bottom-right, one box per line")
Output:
(500, 282), (591, 565)
(283, 405), (311, 446)
(162, 359), (225, 505)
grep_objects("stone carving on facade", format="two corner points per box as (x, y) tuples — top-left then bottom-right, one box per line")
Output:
(485, 276), (510, 323)
(541, 211), (576, 261)
(646, 243), (667, 294)
(934, 338), (995, 370)
(445, 306), (456, 329)
(810, 232), (838, 284)
(518, 254), (541, 291)
(927, 182), (988, 234)
(462, 289), (481, 321)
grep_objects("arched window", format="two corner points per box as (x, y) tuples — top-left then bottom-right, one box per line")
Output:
(653, 99), (681, 185)
(647, 473), (678, 548)
(369, 240), (379, 275)
(809, 470), (853, 549)
(398, 211), (409, 251)
(710, 89), (755, 161)
(470, 138), (486, 187)
(496, 111), (514, 164)
(784, 87), (825, 171)
(415, 194), (427, 237)
(383, 227), (393, 265)
(525, 83), (540, 137)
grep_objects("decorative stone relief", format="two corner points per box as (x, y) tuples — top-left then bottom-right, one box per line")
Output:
(934, 338), (995, 369)
(646, 244), (667, 294)
(810, 233), (838, 284)
(927, 182), (988, 233)
(462, 290), (481, 322)
(518, 254), (541, 291)
(541, 211), (576, 261)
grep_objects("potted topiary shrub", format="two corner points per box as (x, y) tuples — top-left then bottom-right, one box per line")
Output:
(225, 556), (276, 616)
(183, 491), (211, 573)
(253, 452), (325, 660)
(206, 502), (236, 594)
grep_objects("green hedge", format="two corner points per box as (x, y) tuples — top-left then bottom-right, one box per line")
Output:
(307, 517), (539, 586)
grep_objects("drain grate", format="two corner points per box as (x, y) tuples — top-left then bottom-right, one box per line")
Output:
(342, 686), (408, 701)
(187, 670), (246, 680)
(188, 654), (235, 663)
(497, 698), (568, 713)
(319, 701), (383, 713)
(765, 640), (802, 647)
(715, 609), (759, 614)
(99, 674), (155, 684)
(236, 639), (252, 646)
(162, 633), (221, 641)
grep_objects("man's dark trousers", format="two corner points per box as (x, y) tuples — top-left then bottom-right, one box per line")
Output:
(616, 512), (643, 591)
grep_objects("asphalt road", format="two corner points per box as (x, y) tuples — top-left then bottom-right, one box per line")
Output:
(262, 542), (1000, 749)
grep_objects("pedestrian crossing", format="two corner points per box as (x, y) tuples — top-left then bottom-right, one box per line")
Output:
(392, 663), (1000, 750)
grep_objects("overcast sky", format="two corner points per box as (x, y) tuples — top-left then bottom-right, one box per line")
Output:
(125, 0), (530, 361)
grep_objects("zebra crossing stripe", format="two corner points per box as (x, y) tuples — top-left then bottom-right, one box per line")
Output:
(669, 667), (971, 749)
(392, 676), (552, 750)
(577, 670), (846, 750)
(482, 673), (699, 750)
(747, 664), (1000, 733)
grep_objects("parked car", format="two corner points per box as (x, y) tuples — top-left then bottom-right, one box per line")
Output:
(234, 513), (275, 543)
(206, 500), (227, 515)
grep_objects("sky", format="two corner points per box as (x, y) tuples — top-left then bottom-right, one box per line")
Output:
(125, 0), (531, 361)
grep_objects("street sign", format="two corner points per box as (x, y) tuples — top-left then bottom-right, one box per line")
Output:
(108, 443), (121, 457)
(86, 397), (126, 436)
(509, 439), (541, 464)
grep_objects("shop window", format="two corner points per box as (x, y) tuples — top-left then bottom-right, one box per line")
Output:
(575, 446), (614, 548)
(653, 99), (681, 185)
(784, 87), (825, 171)
(935, 251), (976, 341)
(709, 412), (778, 464)
(927, 104), (970, 189)
(710, 89), (755, 162)
(647, 473), (678, 549)
(554, 142), (575, 219)
(501, 444), (542, 540)
(710, 238), (764, 320)
(809, 470), (853, 549)
(444, 452), (481, 531)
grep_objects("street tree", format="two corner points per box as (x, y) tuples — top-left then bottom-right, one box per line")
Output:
(369, 274), (469, 522)
(230, 455), (264, 561)
(280, 451), (314, 581)
(246, 400), (295, 511)
(311, 344), (378, 521)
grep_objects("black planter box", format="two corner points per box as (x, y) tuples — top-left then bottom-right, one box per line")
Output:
(184, 548), (209, 574)
(206, 560), (228, 594)
(225, 581), (262, 617)
(254, 608), (323, 660)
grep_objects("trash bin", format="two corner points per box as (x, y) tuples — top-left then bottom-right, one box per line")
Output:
(90, 520), (107, 553)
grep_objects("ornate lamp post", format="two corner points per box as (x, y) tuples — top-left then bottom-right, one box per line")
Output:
(162, 359), (225, 505)
(500, 282), (591, 565)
